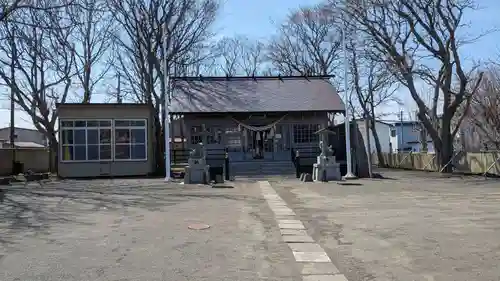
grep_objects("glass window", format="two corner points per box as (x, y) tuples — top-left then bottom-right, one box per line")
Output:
(74, 146), (87, 160)
(115, 120), (130, 127)
(191, 126), (202, 133)
(131, 129), (145, 143)
(293, 124), (319, 144)
(62, 145), (73, 160)
(115, 144), (130, 159)
(88, 145), (99, 160)
(61, 129), (73, 145)
(100, 129), (111, 144)
(113, 119), (148, 161)
(131, 144), (146, 159)
(74, 129), (86, 145)
(86, 120), (99, 127)
(75, 120), (86, 127)
(100, 145), (112, 160)
(60, 119), (113, 162)
(131, 120), (146, 126)
(61, 120), (73, 127)
(115, 129), (130, 143)
(99, 120), (111, 127)
(190, 135), (202, 144)
(87, 129), (99, 145)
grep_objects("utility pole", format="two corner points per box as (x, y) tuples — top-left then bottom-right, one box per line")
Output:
(399, 110), (404, 152)
(364, 111), (373, 177)
(163, 22), (171, 181)
(116, 72), (122, 103)
(9, 27), (17, 174)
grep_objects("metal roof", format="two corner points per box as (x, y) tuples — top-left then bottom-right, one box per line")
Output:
(168, 76), (345, 114)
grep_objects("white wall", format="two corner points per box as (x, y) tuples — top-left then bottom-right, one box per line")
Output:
(356, 120), (392, 153)
(389, 123), (434, 152)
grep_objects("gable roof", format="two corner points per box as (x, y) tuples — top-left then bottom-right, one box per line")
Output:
(168, 76), (345, 114)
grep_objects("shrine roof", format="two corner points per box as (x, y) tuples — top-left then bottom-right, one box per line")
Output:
(168, 75), (345, 114)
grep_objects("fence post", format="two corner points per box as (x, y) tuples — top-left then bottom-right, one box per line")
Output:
(295, 150), (300, 178)
(225, 149), (230, 180)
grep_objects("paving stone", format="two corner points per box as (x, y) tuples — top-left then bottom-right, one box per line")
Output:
(293, 251), (331, 262)
(299, 263), (340, 275)
(278, 219), (302, 224)
(269, 206), (289, 210)
(268, 202), (288, 206)
(268, 204), (288, 208)
(280, 229), (308, 236)
(278, 223), (305, 229)
(287, 243), (324, 252)
(275, 215), (297, 220)
(302, 274), (348, 281)
(273, 211), (296, 214)
(282, 235), (314, 242)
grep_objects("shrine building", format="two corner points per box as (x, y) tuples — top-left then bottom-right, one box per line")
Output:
(169, 75), (346, 176)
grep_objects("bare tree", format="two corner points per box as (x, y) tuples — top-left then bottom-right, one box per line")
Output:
(239, 37), (265, 75)
(214, 35), (266, 76)
(345, 0), (484, 171)
(0, 0), (72, 23)
(214, 36), (240, 76)
(460, 66), (500, 151)
(108, 0), (218, 173)
(0, 1), (77, 169)
(349, 39), (399, 166)
(267, 4), (342, 76)
(67, 0), (115, 103)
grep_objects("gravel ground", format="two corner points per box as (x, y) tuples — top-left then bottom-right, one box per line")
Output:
(270, 169), (500, 281)
(0, 178), (301, 281)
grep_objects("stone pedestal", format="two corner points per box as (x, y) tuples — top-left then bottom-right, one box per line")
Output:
(312, 156), (341, 182)
(184, 158), (209, 184)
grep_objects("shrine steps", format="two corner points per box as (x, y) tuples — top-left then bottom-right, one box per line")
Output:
(230, 160), (295, 176)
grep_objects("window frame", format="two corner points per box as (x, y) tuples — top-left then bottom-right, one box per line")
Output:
(292, 124), (320, 144)
(59, 119), (113, 163)
(113, 118), (148, 162)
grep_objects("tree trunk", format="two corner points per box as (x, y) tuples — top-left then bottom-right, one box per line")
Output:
(420, 124), (428, 152)
(48, 133), (58, 175)
(154, 113), (164, 175)
(369, 117), (386, 167)
(437, 117), (454, 173)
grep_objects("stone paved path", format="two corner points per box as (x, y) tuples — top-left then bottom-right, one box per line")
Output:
(259, 181), (348, 281)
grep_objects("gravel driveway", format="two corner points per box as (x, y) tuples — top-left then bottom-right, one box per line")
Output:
(271, 169), (500, 281)
(0, 179), (301, 281)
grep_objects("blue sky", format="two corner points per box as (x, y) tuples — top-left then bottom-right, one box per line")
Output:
(1, 0), (499, 129)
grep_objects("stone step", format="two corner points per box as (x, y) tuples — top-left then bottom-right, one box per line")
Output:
(230, 161), (295, 176)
